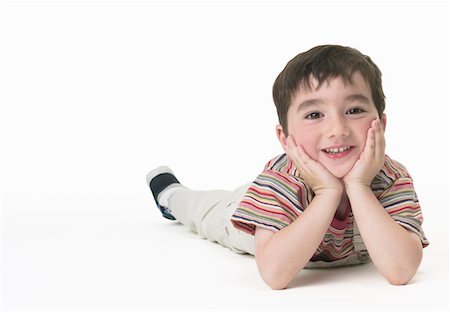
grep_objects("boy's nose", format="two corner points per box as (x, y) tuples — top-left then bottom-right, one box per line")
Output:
(327, 117), (350, 138)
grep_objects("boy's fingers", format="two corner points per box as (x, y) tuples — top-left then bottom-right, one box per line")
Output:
(288, 136), (304, 161)
(296, 144), (311, 165)
(378, 119), (385, 147)
(375, 119), (386, 162)
(286, 135), (294, 151)
(286, 136), (302, 167)
(366, 120), (377, 154)
(286, 136), (297, 158)
(287, 136), (312, 176)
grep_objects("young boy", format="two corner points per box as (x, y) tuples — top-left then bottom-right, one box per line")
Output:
(146, 45), (429, 290)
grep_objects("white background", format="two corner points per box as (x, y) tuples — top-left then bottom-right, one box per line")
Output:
(0, 1), (449, 311)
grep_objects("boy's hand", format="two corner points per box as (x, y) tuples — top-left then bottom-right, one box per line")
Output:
(286, 135), (343, 197)
(343, 119), (385, 188)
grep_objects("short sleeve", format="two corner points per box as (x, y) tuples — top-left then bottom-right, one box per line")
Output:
(378, 176), (429, 248)
(230, 169), (311, 235)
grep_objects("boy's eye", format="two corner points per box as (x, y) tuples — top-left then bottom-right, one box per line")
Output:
(347, 107), (365, 114)
(305, 112), (322, 119)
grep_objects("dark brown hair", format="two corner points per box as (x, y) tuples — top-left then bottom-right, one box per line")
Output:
(273, 45), (385, 135)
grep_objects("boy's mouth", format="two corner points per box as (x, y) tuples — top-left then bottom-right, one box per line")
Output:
(322, 145), (354, 158)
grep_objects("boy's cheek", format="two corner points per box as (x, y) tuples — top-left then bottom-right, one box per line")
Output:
(300, 142), (320, 160)
(358, 123), (373, 146)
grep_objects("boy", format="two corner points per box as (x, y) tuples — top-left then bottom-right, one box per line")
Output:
(146, 45), (429, 290)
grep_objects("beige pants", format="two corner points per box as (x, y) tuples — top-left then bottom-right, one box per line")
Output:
(167, 183), (370, 268)
(168, 183), (255, 255)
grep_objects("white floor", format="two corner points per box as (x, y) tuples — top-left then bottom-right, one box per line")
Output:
(2, 194), (448, 311)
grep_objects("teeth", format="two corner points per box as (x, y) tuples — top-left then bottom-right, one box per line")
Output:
(325, 146), (351, 154)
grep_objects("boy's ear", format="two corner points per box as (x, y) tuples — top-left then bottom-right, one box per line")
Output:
(381, 113), (387, 131)
(276, 125), (288, 152)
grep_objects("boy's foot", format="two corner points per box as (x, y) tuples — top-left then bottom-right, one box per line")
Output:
(146, 166), (182, 220)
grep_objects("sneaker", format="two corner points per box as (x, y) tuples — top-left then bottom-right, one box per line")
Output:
(146, 166), (181, 220)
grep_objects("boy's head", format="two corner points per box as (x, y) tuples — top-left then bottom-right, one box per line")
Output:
(273, 45), (387, 178)
(273, 45), (385, 136)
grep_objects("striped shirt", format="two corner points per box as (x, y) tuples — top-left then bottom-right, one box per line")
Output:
(231, 154), (429, 263)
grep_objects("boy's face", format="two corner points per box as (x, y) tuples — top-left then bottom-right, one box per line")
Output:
(277, 72), (386, 178)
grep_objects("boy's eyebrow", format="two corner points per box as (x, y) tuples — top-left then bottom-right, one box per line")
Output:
(345, 93), (370, 104)
(296, 99), (323, 112)
(296, 93), (371, 112)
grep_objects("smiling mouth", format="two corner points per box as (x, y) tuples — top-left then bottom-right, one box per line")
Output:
(323, 146), (353, 154)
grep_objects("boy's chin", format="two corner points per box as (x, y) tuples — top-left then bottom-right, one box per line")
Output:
(327, 167), (352, 179)
(322, 158), (358, 179)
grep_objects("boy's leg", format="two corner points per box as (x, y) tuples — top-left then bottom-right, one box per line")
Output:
(169, 183), (255, 255)
(168, 188), (232, 241)
(147, 166), (254, 252)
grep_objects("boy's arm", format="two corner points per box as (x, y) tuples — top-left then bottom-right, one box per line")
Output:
(254, 190), (341, 290)
(254, 135), (343, 290)
(345, 185), (423, 285)
(344, 119), (423, 285)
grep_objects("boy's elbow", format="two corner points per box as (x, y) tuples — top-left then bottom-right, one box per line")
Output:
(261, 273), (289, 290)
(386, 250), (422, 285)
(386, 275), (410, 286)
(269, 283), (288, 291)
(257, 258), (291, 290)
(384, 266), (418, 286)
(258, 260), (300, 290)
(254, 229), (305, 290)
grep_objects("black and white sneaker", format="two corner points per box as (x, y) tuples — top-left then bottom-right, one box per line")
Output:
(146, 166), (182, 220)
